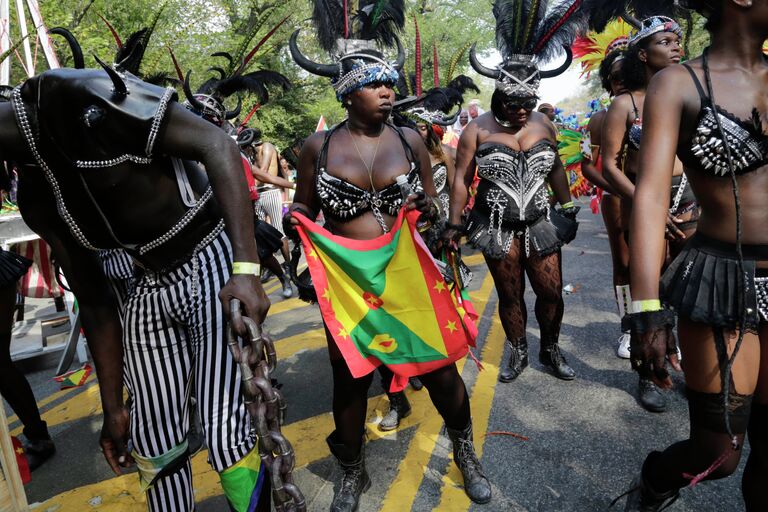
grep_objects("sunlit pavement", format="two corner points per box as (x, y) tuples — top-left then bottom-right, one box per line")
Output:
(6, 200), (745, 511)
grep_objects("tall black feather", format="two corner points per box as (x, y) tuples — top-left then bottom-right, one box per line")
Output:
(532, 0), (588, 63)
(354, 0), (406, 48)
(492, 0), (547, 57)
(214, 70), (292, 103)
(312, 0), (347, 53)
(115, 29), (149, 75)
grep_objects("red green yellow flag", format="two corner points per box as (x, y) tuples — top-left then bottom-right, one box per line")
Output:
(294, 209), (478, 391)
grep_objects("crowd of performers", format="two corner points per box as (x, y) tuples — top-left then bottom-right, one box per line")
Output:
(0, 0), (765, 511)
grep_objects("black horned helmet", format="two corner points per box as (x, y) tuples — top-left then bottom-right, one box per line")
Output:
(289, 0), (406, 101)
(470, 0), (589, 99)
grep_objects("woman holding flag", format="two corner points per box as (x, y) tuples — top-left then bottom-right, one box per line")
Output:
(285, 1), (491, 510)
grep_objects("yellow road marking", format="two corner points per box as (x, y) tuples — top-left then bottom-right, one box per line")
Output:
(378, 273), (495, 512)
(6, 374), (96, 425)
(435, 316), (504, 510)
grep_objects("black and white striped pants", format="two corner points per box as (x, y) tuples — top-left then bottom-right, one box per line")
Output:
(97, 249), (135, 317)
(123, 231), (255, 511)
(255, 187), (286, 236)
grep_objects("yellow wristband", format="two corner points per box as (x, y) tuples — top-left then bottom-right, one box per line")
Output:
(561, 201), (574, 209)
(631, 299), (662, 313)
(232, 262), (261, 276)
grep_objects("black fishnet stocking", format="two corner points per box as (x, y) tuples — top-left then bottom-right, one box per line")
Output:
(524, 250), (564, 346)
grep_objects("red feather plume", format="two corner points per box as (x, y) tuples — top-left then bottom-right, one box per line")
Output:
(414, 16), (422, 96)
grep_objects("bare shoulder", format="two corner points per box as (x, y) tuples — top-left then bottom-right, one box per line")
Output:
(588, 110), (606, 128)
(398, 125), (423, 148)
(301, 131), (326, 157)
(647, 63), (697, 98)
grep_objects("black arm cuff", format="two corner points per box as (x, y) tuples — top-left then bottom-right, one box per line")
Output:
(621, 309), (676, 334)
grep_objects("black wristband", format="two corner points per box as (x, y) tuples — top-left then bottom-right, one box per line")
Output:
(621, 309), (676, 334)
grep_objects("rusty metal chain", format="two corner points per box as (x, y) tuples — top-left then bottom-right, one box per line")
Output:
(228, 299), (306, 512)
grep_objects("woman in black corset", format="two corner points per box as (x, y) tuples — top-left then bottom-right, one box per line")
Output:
(444, 1), (582, 384)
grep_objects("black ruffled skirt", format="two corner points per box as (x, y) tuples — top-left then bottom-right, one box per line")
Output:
(465, 211), (562, 260)
(0, 248), (32, 287)
(661, 233), (768, 332)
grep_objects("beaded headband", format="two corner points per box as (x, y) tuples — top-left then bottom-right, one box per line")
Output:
(332, 53), (399, 101)
(629, 16), (682, 47)
(185, 94), (225, 125)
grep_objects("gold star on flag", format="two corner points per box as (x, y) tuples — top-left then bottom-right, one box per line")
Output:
(307, 248), (318, 260)
(321, 288), (331, 301)
(445, 320), (458, 333)
(433, 280), (447, 293)
(16, 447), (23, 455)
(338, 327), (349, 339)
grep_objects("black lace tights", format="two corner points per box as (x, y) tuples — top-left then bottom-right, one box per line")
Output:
(326, 328), (470, 453)
(484, 238), (564, 346)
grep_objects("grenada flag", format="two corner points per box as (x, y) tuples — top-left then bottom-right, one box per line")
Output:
(293, 209), (478, 392)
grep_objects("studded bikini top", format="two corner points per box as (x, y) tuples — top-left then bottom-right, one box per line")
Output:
(432, 162), (448, 195)
(678, 64), (768, 176)
(627, 92), (643, 152)
(316, 121), (420, 230)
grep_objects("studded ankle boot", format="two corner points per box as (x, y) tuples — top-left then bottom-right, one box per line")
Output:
(378, 391), (412, 432)
(326, 434), (371, 512)
(446, 421), (491, 504)
(499, 337), (528, 382)
(539, 338), (576, 381)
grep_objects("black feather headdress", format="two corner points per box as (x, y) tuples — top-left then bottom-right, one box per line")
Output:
(470, 0), (588, 97)
(178, 16), (292, 126)
(394, 75), (480, 127)
(290, 0), (406, 100)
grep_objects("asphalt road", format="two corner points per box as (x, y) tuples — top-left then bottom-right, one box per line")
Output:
(6, 201), (747, 511)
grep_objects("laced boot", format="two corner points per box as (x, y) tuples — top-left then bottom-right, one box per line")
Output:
(638, 378), (667, 413)
(326, 434), (371, 512)
(539, 338), (576, 381)
(278, 273), (294, 299)
(24, 437), (56, 471)
(378, 391), (412, 432)
(618, 454), (679, 511)
(498, 337), (528, 382)
(446, 422), (491, 504)
(409, 376), (423, 390)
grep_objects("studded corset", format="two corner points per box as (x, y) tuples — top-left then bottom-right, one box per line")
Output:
(627, 92), (643, 152)
(475, 140), (557, 223)
(679, 64), (768, 176)
(432, 162), (448, 196)
(315, 121), (420, 229)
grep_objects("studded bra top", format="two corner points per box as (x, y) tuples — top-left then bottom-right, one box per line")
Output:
(432, 162), (448, 196)
(627, 92), (643, 152)
(474, 140), (558, 222)
(315, 121), (420, 225)
(678, 64), (768, 176)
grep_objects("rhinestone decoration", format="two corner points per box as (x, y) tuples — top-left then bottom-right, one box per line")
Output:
(691, 107), (767, 176)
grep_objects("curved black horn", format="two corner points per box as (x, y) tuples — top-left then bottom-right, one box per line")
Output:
(435, 106), (461, 126)
(225, 96), (242, 120)
(393, 37), (405, 71)
(288, 29), (337, 78)
(183, 71), (207, 112)
(469, 44), (497, 79)
(208, 66), (227, 80)
(94, 54), (128, 97)
(49, 27), (84, 69)
(621, 11), (642, 29)
(539, 46), (573, 79)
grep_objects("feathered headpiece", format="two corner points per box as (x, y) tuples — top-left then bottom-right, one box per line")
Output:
(572, 18), (631, 77)
(395, 75), (480, 127)
(557, 127), (589, 198)
(289, 0), (406, 100)
(96, 7), (178, 86)
(177, 16), (291, 126)
(470, 0), (588, 98)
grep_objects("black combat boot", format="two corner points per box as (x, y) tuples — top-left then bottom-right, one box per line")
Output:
(498, 337), (528, 382)
(618, 454), (679, 511)
(446, 422), (492, 504)
(539, 338), (576, 380)
(378, 391), (412, 432)
(326, 433), (371, 512)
